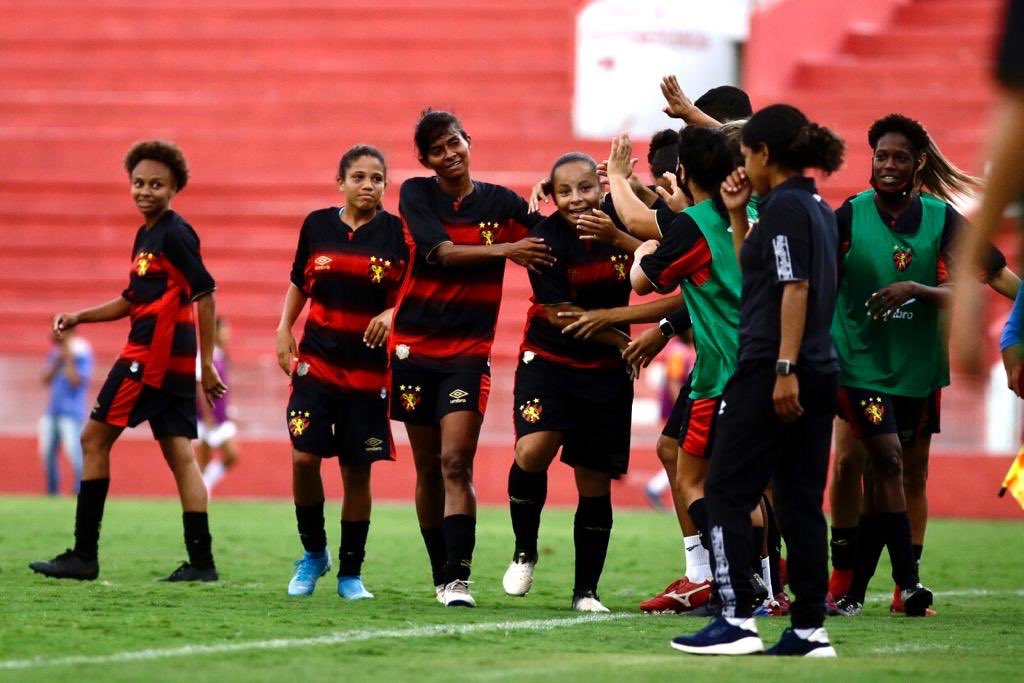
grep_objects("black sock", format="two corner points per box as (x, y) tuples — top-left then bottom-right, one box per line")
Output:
(73, 478), (110, 561)
(764, 497), (783, 593)
(508, 462), (547, 560)
(573, 495), (613, 596)
(338, 520), (370, 577)
(295, 502), (326, 553)
(687, 498), (708, 549)
(443, 514), (476, 583)
(847, 514), (886, 602)
(830, 525), (858, 570)
(420, 526), (447, 586)
(183, 511), (214, 570)
(751, 526), (765, 575)
(881, 511), (918, 588)
(913, 543), (923, 566)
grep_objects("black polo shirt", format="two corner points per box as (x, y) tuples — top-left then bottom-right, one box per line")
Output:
(997, 0), (1024, 86)
(737, 176), (838, 373)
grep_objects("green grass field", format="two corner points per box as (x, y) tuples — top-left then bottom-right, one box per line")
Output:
(1, 496), (1021, 682)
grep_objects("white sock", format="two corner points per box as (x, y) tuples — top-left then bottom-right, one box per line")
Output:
(202, 459), (226, 491)
(646, 469), (670, 495)
(725, 617), (758, 632)
(761, 556), (774, 598)
(684, 535), (711, 581)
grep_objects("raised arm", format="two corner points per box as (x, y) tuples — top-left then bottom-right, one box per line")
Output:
(606, 135), (662, 240)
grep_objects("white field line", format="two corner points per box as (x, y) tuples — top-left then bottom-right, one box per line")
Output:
(0, 613), (640, 671)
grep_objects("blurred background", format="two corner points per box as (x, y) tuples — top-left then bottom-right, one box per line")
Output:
(1, 0), (1019, 515)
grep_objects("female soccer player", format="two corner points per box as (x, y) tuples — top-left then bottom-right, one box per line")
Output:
(672, 105), (844, 657)
(30, 140), (226, 582)
(389, 110), (554, 607)
(276, 145), (407, 600)
(501, 152), (640, 612)
(828, 115), (1018, 616)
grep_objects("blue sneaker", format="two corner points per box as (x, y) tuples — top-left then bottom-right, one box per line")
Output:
(765, 627), (837, 657)
(287, 550), (331, 596)
(670, 616), (764, 655)
(338, 575), (374, 600)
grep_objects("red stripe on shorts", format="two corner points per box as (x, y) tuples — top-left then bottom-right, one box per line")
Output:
(681, 397), (717, 457)
(477, 373), (491, 415)
(835, 387), (864, 439)
(106, 377), (142, 427)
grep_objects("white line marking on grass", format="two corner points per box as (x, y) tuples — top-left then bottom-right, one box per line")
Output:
(0, 613), (640, 671)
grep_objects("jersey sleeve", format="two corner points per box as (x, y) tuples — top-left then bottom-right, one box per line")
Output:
(666, 302), (692, 335)
(835, 199), (854, 261)
(938, 206), (1006, 283)
(289, 217), (313, 293)
(759, 195), (812, 284)
(527, 222), (572, 305)
(506, 188), (543, 240)
(639, 212), (710, 292)
(165, 223), (216, 300)
(399, 178), (452, 262)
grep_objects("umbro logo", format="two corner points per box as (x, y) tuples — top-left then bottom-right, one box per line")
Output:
(314, 255), (332, 271)
(364, 437), (384, 452)
(449, 389), (469, 404)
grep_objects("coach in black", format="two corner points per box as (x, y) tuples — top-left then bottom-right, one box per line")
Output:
(671, 105), (844, 657)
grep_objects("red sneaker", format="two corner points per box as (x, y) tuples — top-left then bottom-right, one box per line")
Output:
(890, 584), (937, 616)
(828, 568), (852, 600)
(639, 577), (713, 614)
(768, 591), (791, 617)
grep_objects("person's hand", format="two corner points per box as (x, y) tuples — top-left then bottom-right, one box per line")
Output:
(622, 327), (669, 368)
(721, 168), (753, 215)
(1003, 345), (1024, 397)
(201, 362), (228, 406)
(363, 308), (393, 349)
(655, 172), (689, 212)
(557, 308), (619, 339)
(528, 177), (551, 213)
(276, 326), (297, 376)
(634, 239), (660, 260)
(595, 161), (613, 193)
(865, 282), (918, 321)
(772, 374), (803, 422)
(607, 135), (638, 178)
(661, 75), (696, 120)
(502, 237), (556, 273)
(576, 209), (619, 244)
(52, 312), (79, 340)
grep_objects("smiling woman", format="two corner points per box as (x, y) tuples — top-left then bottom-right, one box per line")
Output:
(30, 140), (227, 583)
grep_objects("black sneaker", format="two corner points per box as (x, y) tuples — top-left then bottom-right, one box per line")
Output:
(765, 627), (837, 657)
(833, 595), (863, 617)
(160, 562), (218, 582)
(900, 583), (934, 617)
(29, 549), (99, 580)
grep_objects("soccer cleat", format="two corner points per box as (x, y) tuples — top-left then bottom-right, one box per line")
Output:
(751, 573), (769, 607)
(824, 592), (840, 616)
(435, 583), (445, 604)
(337, 575), (374, 600)
(890, 584), (937, 616)
(670, 616), (764, 656)
(765, 627), (837, 657)
(640, 577), (713, 614)
(502, 552), (536, 597)
(768, 591), (791, 617)
(572, 590), (610, 613)
(29, 549), (99, 581)
(644, 485), (667, 511)
(161, 562), (218, 582)
(442, 579), (476, 607)
(287, 550), (331, 596)
(898, 583), (934, 617)
(832, 595), (863, 617)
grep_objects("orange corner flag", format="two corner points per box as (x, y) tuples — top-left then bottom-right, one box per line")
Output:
(999, 445), (1024, 510)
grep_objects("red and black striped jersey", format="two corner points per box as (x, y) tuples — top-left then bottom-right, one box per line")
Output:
(390, 177), (541, 371)
(119, 210), (215, 397)
(291, 208), (408, 395)
(520, 208), (633, 370)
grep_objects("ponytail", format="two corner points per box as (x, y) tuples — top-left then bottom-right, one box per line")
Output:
(742, 104), (845, 175)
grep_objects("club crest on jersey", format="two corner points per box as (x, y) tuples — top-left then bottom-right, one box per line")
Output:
(892, 244), (912, 272)
(288, 409), (311, 437)
(519, 398), (543, 424)
(314, 255), (332, 271)
(861, 397), (885, 425)
(399, 384), (422, 411)
(135, 251), (156, 276)
(610, 254), (630, 281)
(479, 221), (500, 246)
(368, 256), (393, 283)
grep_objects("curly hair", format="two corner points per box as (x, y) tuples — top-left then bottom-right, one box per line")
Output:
(742, 104), (844, 175)
(124, 140), (189, 191)
(868, 113), (981, 202)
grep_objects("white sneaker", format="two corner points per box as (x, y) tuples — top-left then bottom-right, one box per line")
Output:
(435, 583), (445, 604)
(502, 553), (536, 596)
(442, 579), (476, 608)
(572, 590), (610, 613)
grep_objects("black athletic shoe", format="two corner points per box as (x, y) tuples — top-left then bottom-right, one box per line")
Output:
(833, 595), (863, 617)
(900, 583), (933, 617)
(160, 562), (218, 582)
(29, 549), (99, 580)
(765, 627), (837, 657)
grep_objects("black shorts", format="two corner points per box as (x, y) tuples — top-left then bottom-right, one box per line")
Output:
(661, 374), (692, 440)
(678, 394), (723, 458)
(287, 376), (395, 464)
(513, 356), (633, 478)
(836, 386), (941, 448)
(91, 359), (197, 439)
(389, 360), (491, 425)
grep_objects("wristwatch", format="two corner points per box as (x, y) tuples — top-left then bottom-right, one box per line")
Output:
(775, 359), (795, 376)
(658, 318), (676, 338)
